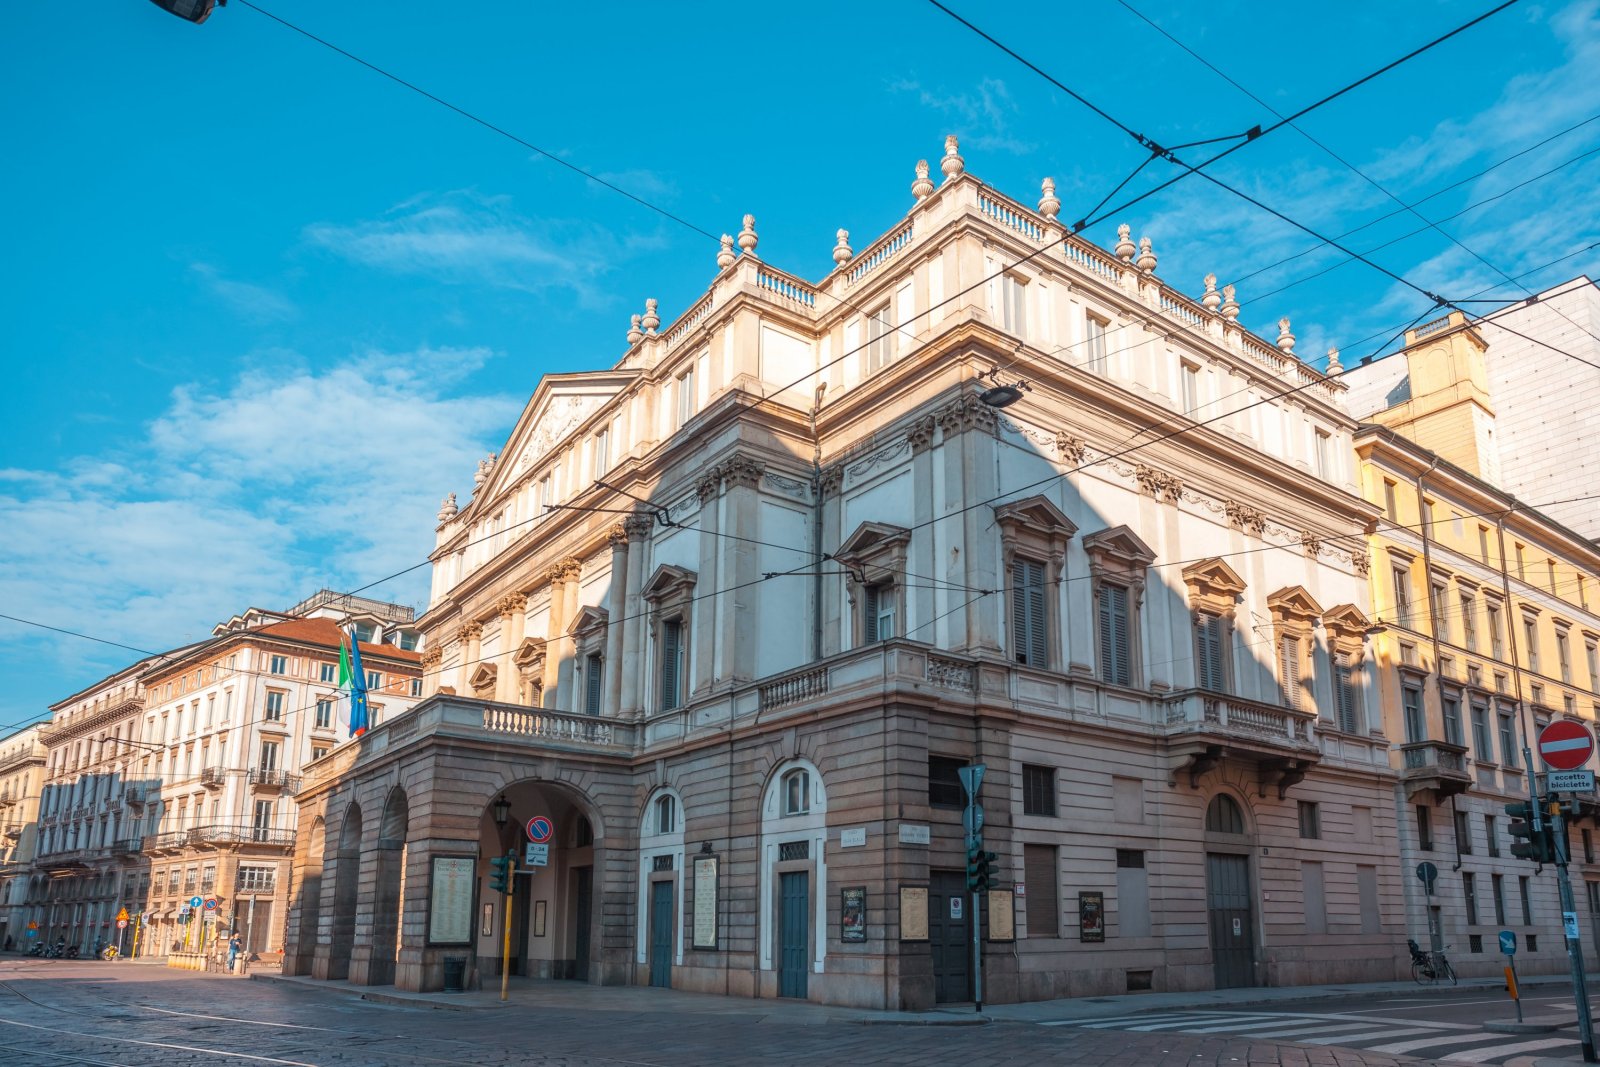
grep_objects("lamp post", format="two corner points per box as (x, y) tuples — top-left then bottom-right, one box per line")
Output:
(492, 795), (513, 1002)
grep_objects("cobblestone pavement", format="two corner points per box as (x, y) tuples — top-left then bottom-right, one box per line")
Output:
(0, 958), (1447, 1067)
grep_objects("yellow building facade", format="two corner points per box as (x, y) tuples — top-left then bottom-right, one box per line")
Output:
(1355, 314), (1600, 976)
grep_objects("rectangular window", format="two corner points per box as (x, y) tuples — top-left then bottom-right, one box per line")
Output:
(1392, 568), (1412, 627)
(237, 864), (277, 894)
(1520, 875), (1533, 925)
(1181, 362), (1200, 414)
(1550, 559), (1559, 594)
(1525, 617), (1541, 673)
(1488, 603), (1505, 659)
(1011, 560), (1048, 667)
(1421, 497), (1436, 533)
(253, 799), (274, 832)
(866, 303), (893, 372)
(1558, 629), (1573, 683)
(1486, 815), (1500, 857)
(1463, 872), (1478, 925)
(584, 653), (603, 716)
(1022, 765), (1055, 817)
(1301, 860), (1328, 935)
(1479, 526), (1491, 564)
(1430, 583), (1450, 642)
(1383, 479), (1398, 521)
(1454, 809), (1473, 855)
(1471, 703), (1493, 762)
(410, 678), (423, 697)
(269, 655), (287, 676)
(1516, 543), (1527, 580)
(1277, 635), (1304, 710)
(184, 867), (198, 893)
(319, 662), (336, 684)
(659, 619), (683, 712)
(258, 740), (279, 773)
(999, 273), (1026, 335)
(310, 746), (329, 763)
(1499, 711), (1517, 765)
(1588, 640), (1600, 689)
(1298, 801), (1320, 839)
(677, 368), (696, 426)
(1493, 874), (1507, 925)
(1314, 429), (1331, 479)
(864, 582), (895, 643)
(1586, 829), (1596, 864)
(264, 690), (284, 722)
(367, 670), (381, 690)
(1334, 653), (1361, 733)
(1442, 692), (1463, 746)
(1096, 582), (1132, 686)
(1116, 849), (1150, 938)
(592, 428), (609, 474)
(1023, 844), (1059, 937)
(1194, 612), (1227, 692)
(1461, 594), (1478, 650)
(315, 699), (333, 730)
(1403, 684), (1426, 743)
(1085, 313), (1107, 369)
(1417, 805), (1433, 851)
(201, 864), (216, 892)
(928, 756), (967, 809)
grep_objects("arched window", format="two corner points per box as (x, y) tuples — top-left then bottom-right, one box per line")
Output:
(1205, 794), (1245, 835)
(655, 794), (677, 835)
(783, 770), (810, 816)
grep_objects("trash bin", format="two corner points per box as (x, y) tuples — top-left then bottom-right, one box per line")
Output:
(442, 956), (466, 993)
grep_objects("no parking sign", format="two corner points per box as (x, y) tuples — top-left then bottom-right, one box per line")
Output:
(525, 816), (553, 844)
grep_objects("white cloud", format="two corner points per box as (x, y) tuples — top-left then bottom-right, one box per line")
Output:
(304, 190), (662, 307)
(190, 262), (297, 323)
(0, 348), (521, 724)
(888, 76), (1037, 155)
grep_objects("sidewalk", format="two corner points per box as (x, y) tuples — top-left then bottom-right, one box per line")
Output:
(254, 969), (1573, 1027)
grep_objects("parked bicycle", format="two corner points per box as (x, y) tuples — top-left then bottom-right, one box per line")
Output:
(1407, 938), (1458, 985)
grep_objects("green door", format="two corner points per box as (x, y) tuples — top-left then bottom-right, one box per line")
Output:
(779, 872), (809, 999)
(649, 881), (672, 988)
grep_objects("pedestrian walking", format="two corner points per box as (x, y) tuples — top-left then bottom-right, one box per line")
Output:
(228, 933), (242, 972)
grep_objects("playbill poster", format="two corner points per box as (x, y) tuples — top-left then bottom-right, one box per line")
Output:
(428, 856), (475, 945)
(692, 856), (719, 949)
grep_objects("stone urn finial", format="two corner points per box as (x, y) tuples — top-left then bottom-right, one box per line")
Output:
(1220, 284), (1240, 321)
(1276, 316), (1296, 354)
(833, 229), (853, 266)
(627, 314), (644, 345)
(911, 159), (935, 200)
(1038, 177), (1060, 220)
(940, 135), (965, 181)
(438, 493), (458, 522)
(1201, 273), (1220, 310)
(1114, 223), (1136, 263)
(1135, 236), (1158, 273)
(642, 298), (660, 335)
(737, 214), (759, 257)
(1326, 346), (1343, 374)
(716, 234), (736, 270)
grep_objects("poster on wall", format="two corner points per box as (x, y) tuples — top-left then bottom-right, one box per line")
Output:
(899, 885), (929, 942)
(987, 888), (1015, 942)
(840, 887), (867, 942)
(1079, 891), (1105, 943)
(692, 856), (719, 949)
(427, 855), (476, 945)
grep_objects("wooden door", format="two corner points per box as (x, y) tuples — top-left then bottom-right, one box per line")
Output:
(1206, 853), (1256, 989)
(929, 870), (970, 1003)
(778, 872), (809, 999)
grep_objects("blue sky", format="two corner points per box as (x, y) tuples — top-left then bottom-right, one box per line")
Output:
(2, 0), (1597, 729)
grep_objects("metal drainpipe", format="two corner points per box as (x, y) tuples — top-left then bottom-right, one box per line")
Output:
(1413, 459), (1445, 743)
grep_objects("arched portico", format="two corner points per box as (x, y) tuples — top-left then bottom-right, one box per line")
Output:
(319, 801), (362, 981)
(284, 815), (324, 976)
(351, 786), (410, 986)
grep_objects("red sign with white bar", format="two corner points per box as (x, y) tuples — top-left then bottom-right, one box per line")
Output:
(1538, 719), (1596, 771)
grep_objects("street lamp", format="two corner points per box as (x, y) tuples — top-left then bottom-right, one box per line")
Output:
(492, 795), (511, 828)
(149, 0), (226, 23)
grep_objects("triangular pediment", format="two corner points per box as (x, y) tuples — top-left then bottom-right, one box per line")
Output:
(468, 663), (498, 691)
(835, 521), (912, 562)
(512, 637), (548, 669)
(1082, 524), (1156, 566)
(1182, 558), (1246, 597)
(1267, 585), (1325, 620)
(993, 496), (1078, 539)
(567, 605), (610, 638)
(642, 564), (697, 602)
(1322, 602), (1371, 638)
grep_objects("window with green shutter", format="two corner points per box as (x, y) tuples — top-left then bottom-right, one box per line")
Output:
(584, 653), (603, 716)
(1096, 582), (1131, 685)
(1194, 612), (1226, 692)
(1011, 559), (1048, 667)
(660, 618), (683, 711)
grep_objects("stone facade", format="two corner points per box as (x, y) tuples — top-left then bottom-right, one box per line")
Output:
(0, 725), (47, 947)
(284, 140), (1411, 1007)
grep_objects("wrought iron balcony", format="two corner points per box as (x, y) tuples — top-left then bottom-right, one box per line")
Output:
(145, 829), (197, 852)
(2, 822), (22, 838)
(1399, 739), (1473, 799)
(191, 822), (295, 849)
(112, 836), (143, 855)
(200, 766), (227, 788)
(248, 768), (299, 792)
(1165, 689), (1322, 798)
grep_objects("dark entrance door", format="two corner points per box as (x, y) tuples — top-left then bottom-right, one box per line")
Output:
(929, 870), (970, 1003)
(510, 881), (530, 977)
(1206, 853), (1256, 989)
(573, 866), (593, 982)
(778, 872), (809, 999)
(648, 881), (672, 988)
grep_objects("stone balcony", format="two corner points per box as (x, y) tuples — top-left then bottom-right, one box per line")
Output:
(1399, 739), (1473, 799)
(1164, 689), (1323, 798)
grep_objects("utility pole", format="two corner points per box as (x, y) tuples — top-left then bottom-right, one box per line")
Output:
(958, 764), (990, 1013)
(1550, 799), (1597, 1062)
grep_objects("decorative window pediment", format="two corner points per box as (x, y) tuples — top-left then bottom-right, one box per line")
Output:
(1267, 585), (1325, 623)
(641, 564), (697, 603)
(567, 605), (610, 642)
(512, 637), (548, 671)
(836, 521), (911, 582)
(1082, 525), (1155, 583)
(993, 496), (1077, 552)
(1321, 603), (1371, 645)
(1182, 558), (1246, 604)
(468, 663), (497, 698)
(838, 522), (912, 647)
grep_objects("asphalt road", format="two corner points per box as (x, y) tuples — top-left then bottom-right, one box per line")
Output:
(0, 957), (1431, 1067)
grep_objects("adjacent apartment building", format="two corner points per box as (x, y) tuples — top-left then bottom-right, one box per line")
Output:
(284, 138), (1403, 1007)
(0, 724), (47, 948)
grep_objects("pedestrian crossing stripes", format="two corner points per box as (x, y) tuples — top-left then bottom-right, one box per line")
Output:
(1040, 1009), (1580, 1065)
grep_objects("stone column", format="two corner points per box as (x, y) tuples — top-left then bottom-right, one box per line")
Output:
(460, 622), (483, 693)
(619, 513), (653, 717)
(545, 559), (581, 710)
(695, 468), (723, 693)
(494, 594), (526, 703)
(907, 416), (938, 640)
(940, 396), (1002, 653)
(719, 454), (765, 685)
(604, 525), (628, 715)
(419, 649), (442, 698)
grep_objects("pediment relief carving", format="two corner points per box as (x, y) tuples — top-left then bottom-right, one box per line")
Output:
(993, 496), (1078, 542)
(1182, 558), (1246, 599)
(642, 563), (698, 603)
(1267, 585), (1325, 622)
(567, 605), (610, 639)
(1322, 603), (1371, 642)
(512, 638), (548, 669)
(468, 663), (498, 694)
(1082, 525), (1156, 568)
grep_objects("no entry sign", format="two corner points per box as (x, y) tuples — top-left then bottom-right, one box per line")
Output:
(1539, 719), (1596, 771)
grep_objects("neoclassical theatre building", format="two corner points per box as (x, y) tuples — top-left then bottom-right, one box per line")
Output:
(285, 138), (1401, 1007)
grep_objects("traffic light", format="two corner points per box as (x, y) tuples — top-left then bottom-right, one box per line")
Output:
(1505, 801), (1553, 863)
(488, 853), (517, 895)
(965, 842), (997, 893)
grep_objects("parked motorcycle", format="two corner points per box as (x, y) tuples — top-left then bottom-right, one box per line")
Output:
(27, 942), (44, 957)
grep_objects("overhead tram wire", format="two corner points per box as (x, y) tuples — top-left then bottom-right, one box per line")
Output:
(1112, 0), (1600, 350)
